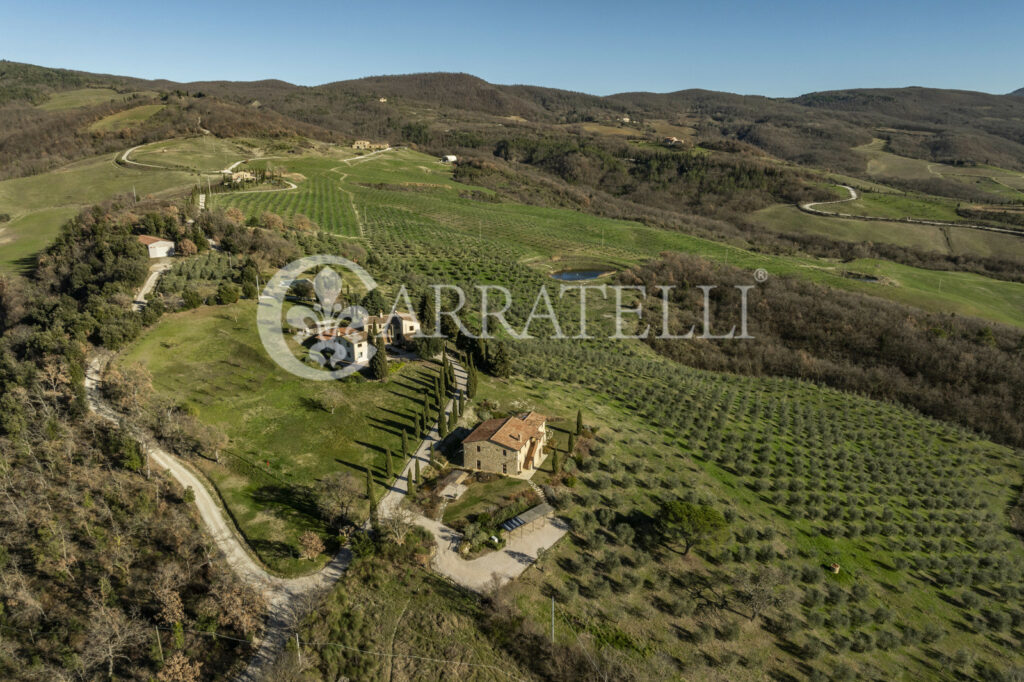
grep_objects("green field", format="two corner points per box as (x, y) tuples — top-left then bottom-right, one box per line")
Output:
(750, 203), (1024, 265)
(129, 136), (257, 172)
(88, 103), (165, 132)
(0, 153), (196, 272)
(841, 191), (962, 222)
(117, 302), (440, 575)
(35, 87), (123, 110)
(285, 148), (1024, 329)
(855, 138), (1024, 200)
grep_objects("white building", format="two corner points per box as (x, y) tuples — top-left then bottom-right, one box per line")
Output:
(314, 327), (369, 364)
(138, 235), (174, 259)
(441, 154), (457, 163)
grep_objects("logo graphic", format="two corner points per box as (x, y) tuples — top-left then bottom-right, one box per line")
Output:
(257, 255), (379, 380)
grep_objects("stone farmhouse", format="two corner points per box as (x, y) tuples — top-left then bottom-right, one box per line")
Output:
(462, 412), (548, 476)
(362, 311), (421, 346)
(353, 140), (390, 151)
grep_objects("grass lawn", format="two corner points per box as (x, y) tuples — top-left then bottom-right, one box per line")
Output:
(35, 87), (123, 110)
(855, 138), (1024, 200)
(441, 475), (534, 528)
(749, 203), (1024, 277)
(88, 104), (166, 132)
(0, 207), (79, 273)
(117, 301), (441, 575)
(130, 136), (257, 172)
(750, 204), (953, 254)
(0, 153), (195, 272)
(841, 191), (962, 222)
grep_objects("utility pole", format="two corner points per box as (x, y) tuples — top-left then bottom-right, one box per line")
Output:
(154, 627), (164, 664)
(551, 596), (555, 645)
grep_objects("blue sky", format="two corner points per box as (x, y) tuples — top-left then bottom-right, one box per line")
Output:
(2, 0), (1021, 97)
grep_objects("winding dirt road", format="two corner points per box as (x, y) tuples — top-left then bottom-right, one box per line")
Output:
(798, 184), (1024, 238)
(85, 349), (476, 680)
(86, 354), (352, 679)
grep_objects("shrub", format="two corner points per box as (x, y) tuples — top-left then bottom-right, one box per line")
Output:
(717, 619), (741, 641)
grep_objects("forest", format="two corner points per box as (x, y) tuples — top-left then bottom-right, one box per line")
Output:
(0, 200), (273, 679)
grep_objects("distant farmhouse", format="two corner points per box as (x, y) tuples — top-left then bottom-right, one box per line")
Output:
(378, 97), (388, 103)
(314, 327), (369, 364)
(363, 311), (421, 346)
(440, 154), (457, 163)
(463, 412), (548, 476)
(137, 235), (174, 258)
(662, 136), (683, 146)
(353, 140), (390, 151)
(224, 170), (256, 185)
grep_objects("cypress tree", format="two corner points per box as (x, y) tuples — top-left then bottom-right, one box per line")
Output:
(402, 429), (409, 458)
(370, 335), (389, 381)
(408, 466), (417, 496)
(552, 450), (561, 474)
(415, 460), (421, 485)
(568, 433), (577, 454)
(448, 405), (457, 432)
(467, 365), (478, 399)
(576, 409), (583, 435)
(439, 410), (449, 438)
(365, 469), (377, 526)
(385, 447), (393, 479)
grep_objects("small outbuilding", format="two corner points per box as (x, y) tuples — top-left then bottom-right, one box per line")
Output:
(440, 154), (458, 163)
(500, 503), (554, 538)
(138, 235), (174, 259)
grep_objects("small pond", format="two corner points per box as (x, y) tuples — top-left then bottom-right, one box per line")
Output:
(550, 269), (610, 281)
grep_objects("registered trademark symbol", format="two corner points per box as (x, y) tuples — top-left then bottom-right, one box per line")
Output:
(754, 268), (769, 283)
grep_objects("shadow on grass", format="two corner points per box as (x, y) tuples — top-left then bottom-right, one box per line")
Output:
(249, 538), (296, 562)
(251, 484), (325, 530)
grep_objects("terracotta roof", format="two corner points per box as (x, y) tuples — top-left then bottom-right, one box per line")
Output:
(462, 417), (506, 444)
(364, 312), (419, 326)
(463, 412), (546, 450)
(315, 326), (367, 343)
(137, 235), (170, 245)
